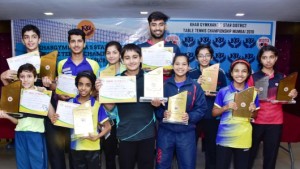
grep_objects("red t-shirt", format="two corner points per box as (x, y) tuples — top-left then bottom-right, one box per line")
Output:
(248, 71), (284, 124)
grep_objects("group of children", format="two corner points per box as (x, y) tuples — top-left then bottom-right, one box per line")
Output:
(0, 12), (299, 169)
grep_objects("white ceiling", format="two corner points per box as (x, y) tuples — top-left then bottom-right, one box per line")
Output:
(0, 0), (300, 22)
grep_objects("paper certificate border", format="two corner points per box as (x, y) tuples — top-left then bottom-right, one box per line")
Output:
(54, 101), (80, 128)
(142, 64), (173, 70)
(19, 90), (52, 116)
(7, 51), (41, 73)
(55, 119), (74, 128)
(55, 75), (77, 98)
(141, 47), (174, 70)
(99, 76), (137, 103)
(56, 88), (77, 98)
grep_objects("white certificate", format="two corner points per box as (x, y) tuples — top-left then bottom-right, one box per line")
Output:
(19, 89), (52, 116)
(99, 76), (137, 103)
(140, 67), (167, 102)
(54, 100), (80, 128)
(7, 51), (41, 73)
(73, 101), (94, 136)
(144, 67), (164, 97)
(56, 74), (78, 97)
(142, 48), (175, 69)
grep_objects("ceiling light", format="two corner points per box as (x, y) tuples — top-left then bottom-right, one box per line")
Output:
(235, 13), (245, 17)
(140, 11), (148, 15)
(44, 12), (54, 16)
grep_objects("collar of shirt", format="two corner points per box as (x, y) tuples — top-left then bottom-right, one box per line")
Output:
(259, 70), (275, 79)
(66, 56), (88, 66)
(229, 81), (248, 92)
(146, 39), (166, 45)
(73, 95), (96, 106)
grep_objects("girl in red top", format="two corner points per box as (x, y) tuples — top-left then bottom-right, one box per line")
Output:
(248, 45), (298, 169)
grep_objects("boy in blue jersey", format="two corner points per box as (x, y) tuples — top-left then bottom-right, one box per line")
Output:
(43, 29), (100, 96)
(44, 28), (100, 169)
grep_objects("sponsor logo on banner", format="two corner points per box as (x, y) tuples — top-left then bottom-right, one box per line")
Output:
(197, 37), (211, 46)
(77, 20), (96, 39)
(213, 52), (226, 63)
(228, 53), (243, 63)
(186, 52), (195, 62)
(226, 53), (255, 78)
(244, 53), (255, 64)
(256, 36), (271, 49)
(228, 38), (242, 48)
(243, 38), (256, 48)
(165, 34), (181, 46)
(182, 37), (196, 47)
(212, 37), (226, 48)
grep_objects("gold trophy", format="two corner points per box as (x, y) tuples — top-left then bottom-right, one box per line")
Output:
(232, 87), (256, 119)
(40, 50), (58, 81)
(100, 65), (116, 77)
(201, 64), (219, 94)
(0, 81), (23, 118)
(273, 72), (298, 104)
(163, 91), (188, 125)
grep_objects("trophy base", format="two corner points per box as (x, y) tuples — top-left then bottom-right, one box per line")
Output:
(162, 118), (188, 125)
(270, 100), (296, 104)
(139, 97), (168, 102)
(207, 91), (217, 94)
(8, 113), (24, 118)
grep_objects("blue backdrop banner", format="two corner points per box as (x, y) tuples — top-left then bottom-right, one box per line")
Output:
(12, 19), (275, 78)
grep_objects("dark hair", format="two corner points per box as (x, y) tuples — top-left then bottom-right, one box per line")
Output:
(121, 44), (141, 59)
(105, 41), (122, 54)
(195, 44), (214, 60)
(75, 71), (96, 90)
(172, 54), (190, 66)
(147, 11), (169, 23)
(22, 24), (40, 38)
(229, 59), (251, 82)
(257, 45), (278, 68)
(68, 29), (86, 43)
(17, 63), (37, 78)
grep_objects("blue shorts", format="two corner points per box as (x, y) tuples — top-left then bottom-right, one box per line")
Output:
(15, 131), (48, 169)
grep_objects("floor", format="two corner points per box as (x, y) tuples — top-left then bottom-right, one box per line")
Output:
(0, 139), (299, 169)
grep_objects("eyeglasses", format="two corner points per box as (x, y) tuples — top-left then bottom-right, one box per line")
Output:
(197, 54), (212, 59)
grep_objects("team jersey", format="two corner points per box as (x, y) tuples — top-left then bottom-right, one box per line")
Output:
(70, 96), (109, 151)
(57, 56), (100, 76)
(214, 82), (260, 148)
(249, 70), (285, 124)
